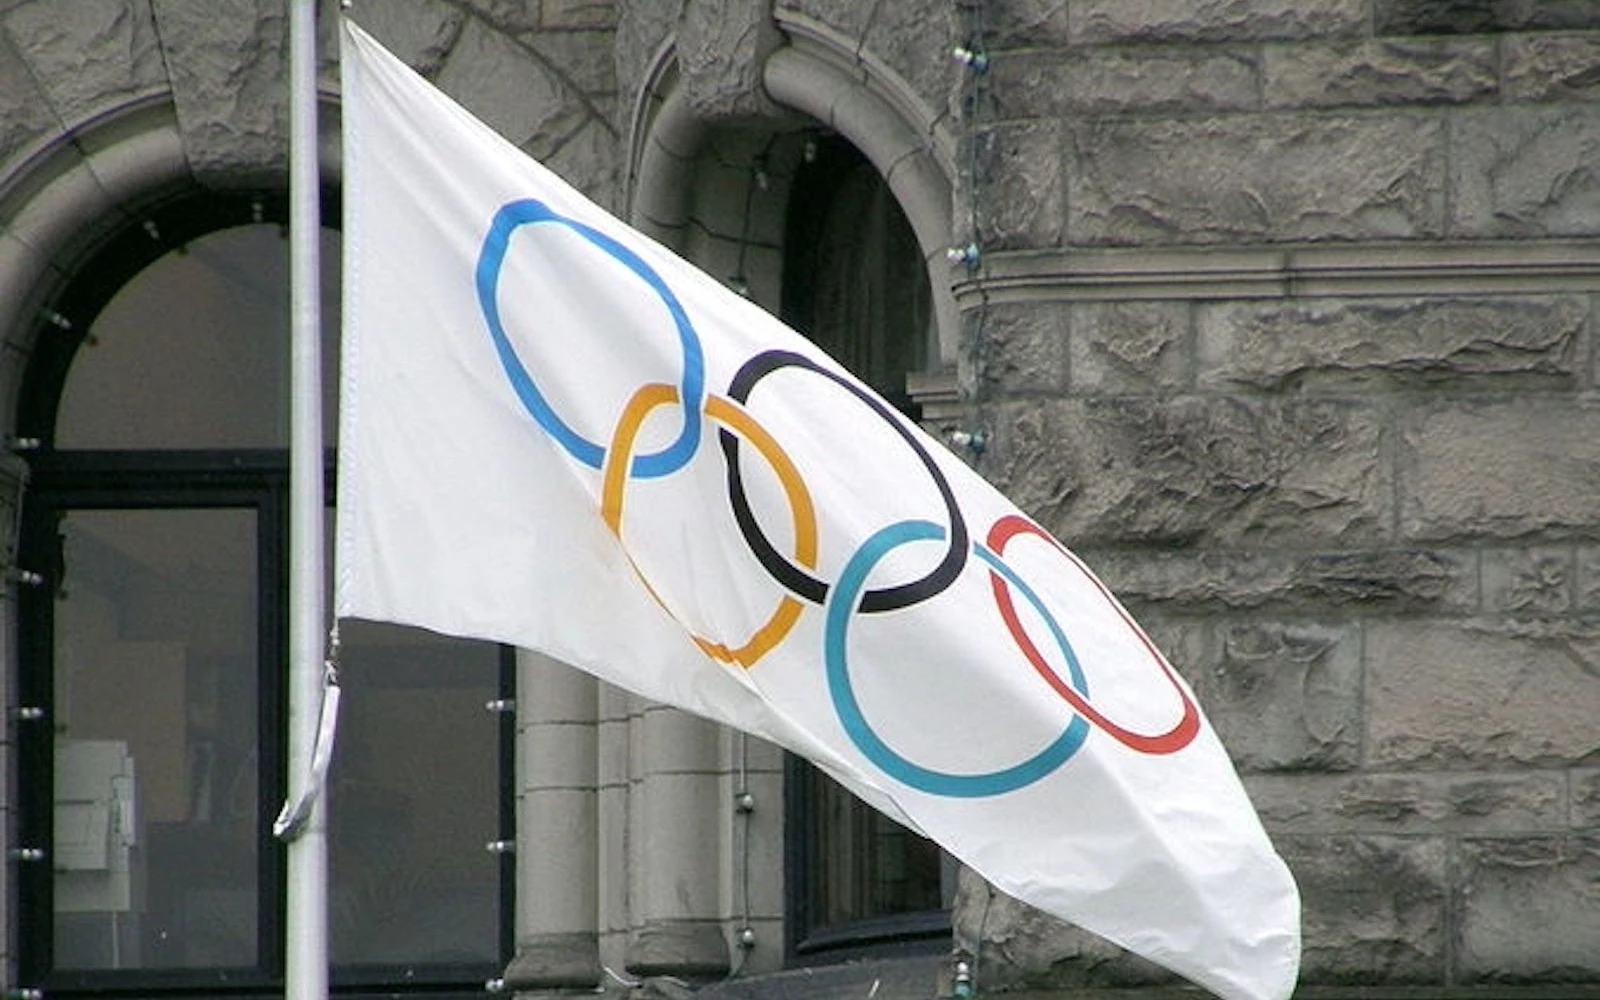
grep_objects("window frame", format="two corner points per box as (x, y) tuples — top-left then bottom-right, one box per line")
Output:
(18, 456), (290, 993)
(782, 756), (954, 961)
(777, 135), (950, 961)
(13, 192), (516, 997)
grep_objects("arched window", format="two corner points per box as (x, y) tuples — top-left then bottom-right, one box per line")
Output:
(779, 135), (949, 956)
(16, 192), (512, 996)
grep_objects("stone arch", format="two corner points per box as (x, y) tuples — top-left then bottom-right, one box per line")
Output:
(0, 102), (190, 431)
(625, 24), (960, 372)
(0, 96), (344, 439)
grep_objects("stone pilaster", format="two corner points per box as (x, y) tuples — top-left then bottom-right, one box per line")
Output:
(507, 651), (600, 990)
(625, 703), (729, 978)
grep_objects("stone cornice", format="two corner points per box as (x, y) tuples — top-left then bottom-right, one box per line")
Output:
(954, 239), (1600, 304)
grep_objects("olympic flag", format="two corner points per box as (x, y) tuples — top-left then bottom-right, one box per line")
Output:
(335, 19), (1300, 1000)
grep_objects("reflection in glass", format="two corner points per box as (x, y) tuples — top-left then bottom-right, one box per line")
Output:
(330, 620), (501, 967)
(807, 772), (944, 931)
(56, 225), (341, 450)
(53, 509), (258, 970)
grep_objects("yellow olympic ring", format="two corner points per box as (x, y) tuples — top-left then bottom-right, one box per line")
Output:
(600, 382), (819, 668)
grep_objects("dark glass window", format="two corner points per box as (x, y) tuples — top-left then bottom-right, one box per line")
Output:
(779, 136), (949, 957)
(16, 194), (512, 997)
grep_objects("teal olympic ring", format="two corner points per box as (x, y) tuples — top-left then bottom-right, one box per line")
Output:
(823, 519), (1091, 797)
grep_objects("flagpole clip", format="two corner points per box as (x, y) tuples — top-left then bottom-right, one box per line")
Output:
(945, 427), (988, 457)
(946, 242), (981, 270)
(272, 627), (344, 841)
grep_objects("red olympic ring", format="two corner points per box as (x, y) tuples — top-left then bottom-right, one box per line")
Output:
(986, 514), (1200, 755)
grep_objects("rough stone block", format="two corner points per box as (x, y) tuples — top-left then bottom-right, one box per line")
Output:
(457, 0), (541, 33)
(1573, 768), (1600, 826)
(349, 0), (465, 77)
(4, 0), (165, 126)
(541, 0), (617, 30)
(994, 49), (1259, 118)
(862, 0), (956, 123)
(1069, 301), (1189, 394)
(1278, 835), (1448, 983)
(525, 29), (617, 96)
(950, 869), (1173, 992)
(1263, 38), (1496, 109)
(1578, 545), (1600, 613)
(679, 0), (781, 120)
(541, 113), (621, 210)
(1457, 836), (1600, 981)
(1133, 617), (1207, 691)
(970, 301), (1067, 395)
(1399, 401), (1600, 540)
(1247, 771), (1568, 835)
(1090, 549), (1475, 613)
(967, 122), (1064, 250)
(774, 0), (871, 39)
(436, 19), (589, 153)
(151, 0), (289, 183)
(1376, 0), (1600, 34)
(1197, 296), (1586, 390)
(983, 397), (1388, 547)
(982, 0), (1070, 50)
(1072, 0), (1367, 44)
(1366, 620), (1600, 767)
(1482, 546), (1573, 615)
(1067, 115), (1446, 245)
(0, 31), (54, 164)
(1504, 34), (1600, 103)
(1203, 622), (1362, 772)
(1451, 106), (1600, 238)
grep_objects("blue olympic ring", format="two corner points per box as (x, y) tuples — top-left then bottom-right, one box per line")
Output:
(825, 519), (1091, 797)
(476, 199), (705, 478)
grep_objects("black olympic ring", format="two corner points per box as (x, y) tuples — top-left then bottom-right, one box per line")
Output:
(719, 349), (968, 613)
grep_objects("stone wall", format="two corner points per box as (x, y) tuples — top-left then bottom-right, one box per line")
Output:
(954, 0), (1600, 992)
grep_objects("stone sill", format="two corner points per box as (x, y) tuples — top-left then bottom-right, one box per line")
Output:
(955, 240), (1600, 304)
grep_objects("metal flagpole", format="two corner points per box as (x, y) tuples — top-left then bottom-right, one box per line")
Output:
(284, 0), (329, 998)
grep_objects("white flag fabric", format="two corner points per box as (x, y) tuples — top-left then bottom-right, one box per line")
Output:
(336, 19), (1300, 1000)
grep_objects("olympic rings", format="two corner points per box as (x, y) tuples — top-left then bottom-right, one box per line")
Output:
(478, 199), (1202, 800)
(724, 350), (968, 613)
(477, 199), (705, 478)
(987, 515), (1200, 755)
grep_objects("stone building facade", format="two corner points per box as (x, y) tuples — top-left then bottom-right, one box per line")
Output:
(1, 1), (1598, 999)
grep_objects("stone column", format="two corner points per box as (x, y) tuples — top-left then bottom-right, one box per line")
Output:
(625, 702), (730, 977)
(503, 650), (599, 989)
